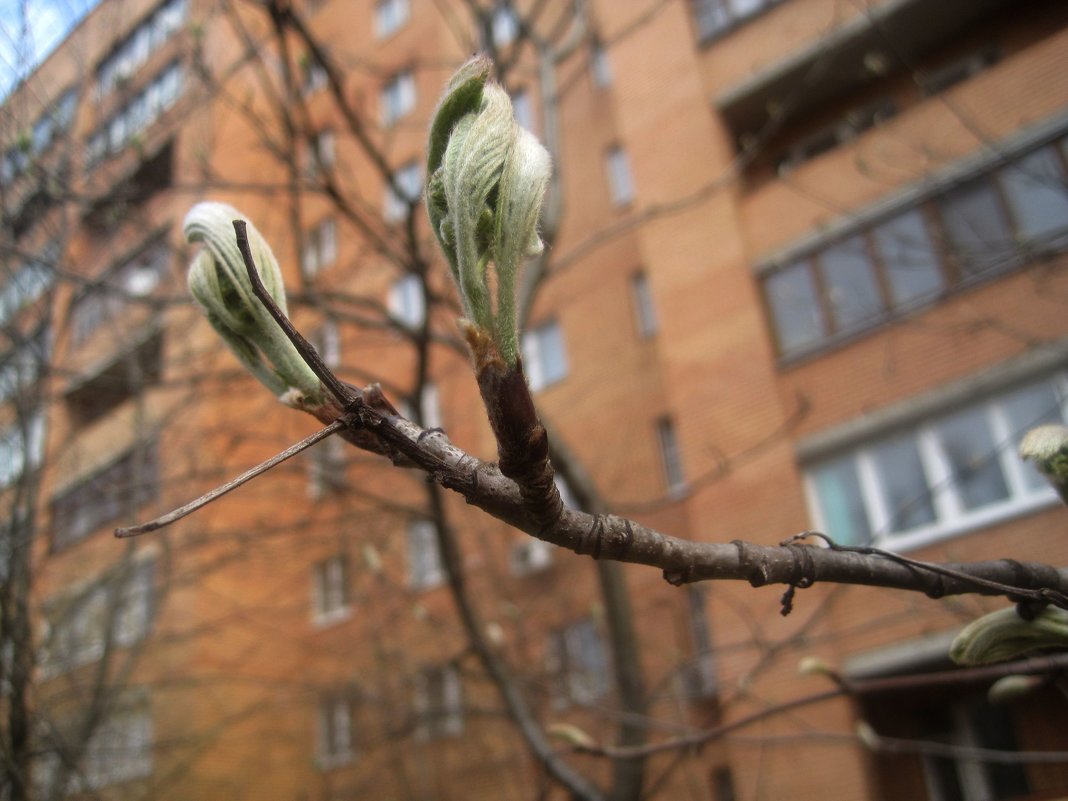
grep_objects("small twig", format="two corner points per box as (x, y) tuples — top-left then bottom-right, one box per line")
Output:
(785, 531), (1068, 611)
(232, 219), (356, 407)
(115, 420), (346, 537)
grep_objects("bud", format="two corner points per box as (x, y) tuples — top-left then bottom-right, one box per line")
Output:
(184, 202), (325, 407)
(1019, 423), (1068, 489)
(950, 605), (1068, 666)
(426, 57), (552, 366)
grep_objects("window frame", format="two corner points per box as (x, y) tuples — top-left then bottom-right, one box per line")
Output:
(412, 663), (464, 741)
(761, 133), (1068, 362)
(406, 519), (443, 590)
(312, 554), (351, 625)
(804, 373), (1068, 552)
(521, 319), (569, 392)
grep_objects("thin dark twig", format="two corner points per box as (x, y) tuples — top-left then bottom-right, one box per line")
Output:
(785, 531), (1068, 611)
(114, 420), (346, 537)
(232, 220), (356, 407)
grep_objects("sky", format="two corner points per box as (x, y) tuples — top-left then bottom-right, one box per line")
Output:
(0, 0), (96, 98)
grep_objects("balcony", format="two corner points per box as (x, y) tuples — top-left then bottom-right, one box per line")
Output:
(714, 0), (1014, 145)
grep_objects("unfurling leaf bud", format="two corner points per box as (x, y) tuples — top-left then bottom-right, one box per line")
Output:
(426, 56), (552, 367)
(949, 605), (1068, 666)
(184, 202), (326, 407)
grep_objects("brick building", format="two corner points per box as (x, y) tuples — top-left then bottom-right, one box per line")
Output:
(2, 0), (1068, 799)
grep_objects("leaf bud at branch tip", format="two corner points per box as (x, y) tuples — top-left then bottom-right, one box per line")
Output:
(184, 202), (326, 408)
(427, 56), (552, 369)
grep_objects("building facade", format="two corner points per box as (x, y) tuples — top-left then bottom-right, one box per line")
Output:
(2, 0), (1068, 799)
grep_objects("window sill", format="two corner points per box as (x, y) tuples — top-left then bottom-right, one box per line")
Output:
(312, 606), (353, 628)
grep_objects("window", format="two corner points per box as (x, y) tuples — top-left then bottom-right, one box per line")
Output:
(52, 442), (160, 550)
(308, 436), (346, 498)
(775, 100), (896, 174)
(388, 273), (425, 327)
(407, 520), (442, 589)
(315, 319), (341, 368)
(374, 0), (409, 38)
(860, 675), (1052, 801)
(630, 272), (658, 339)
(312, 555), (350, 625)
(384, 162), (423, 222)
(96, 0), (187, 98)
(114, 559), (155, 647)
(761, 136), (1068, 359)
(0, 324), (50, 403)
(590, 42), (612, 87)
(806, 374), (1067, 551)
(305, 129), (335, 176)
(302, 217), (337, 276)
(302, 57), (328, 95)
(489, 3), (519, 47)
(380, 70), (416, 126)
(413, 664), (463, 741)
(65, 331), (164, 426)
(0, 413), (45, 489)
(511, 88), (534, 132)
(0, 248), (57, 327)
(605, 146), (635, 206)
(6, 88), (79, 170)
(656, 417), (686, 493)
(511, 536), (554, 576)
(317, 693), (354, 768)
(692, 0), (777, 41)
(83, 703), (153, 788)
(547, 618), (611, 707)
(398, 382), (442, 430)
(920, 46), (1000, 97)
(87, 61), (183, 166)
(45, 560), (154, 675)
(521, 320), (568, 391)
(71, 238), (169, 346)
(683, 586), (717, 699)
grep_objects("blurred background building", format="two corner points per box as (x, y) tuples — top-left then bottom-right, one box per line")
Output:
(2, 0), (1068, 799)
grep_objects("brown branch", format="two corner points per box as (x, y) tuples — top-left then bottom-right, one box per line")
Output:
(123, 232), (1068, 610)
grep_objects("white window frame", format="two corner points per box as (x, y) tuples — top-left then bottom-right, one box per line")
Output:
(805, 373), (1068, 552)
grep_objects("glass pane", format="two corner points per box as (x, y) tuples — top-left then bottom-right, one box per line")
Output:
(1000, 146), (1068, 243)
(535, 322), (568, 386)
(936, 407), (1009, 511)
(810, 456), (871, 545)
(937, 178), (1013, 276)
(1001, 380), (1065, 491)
(873, 209), (945, 306)
(764, 264), (826, 355)
(818, 235), (884, 332)
(695, 0), (729, 36)
(870, 435), (937, 533)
